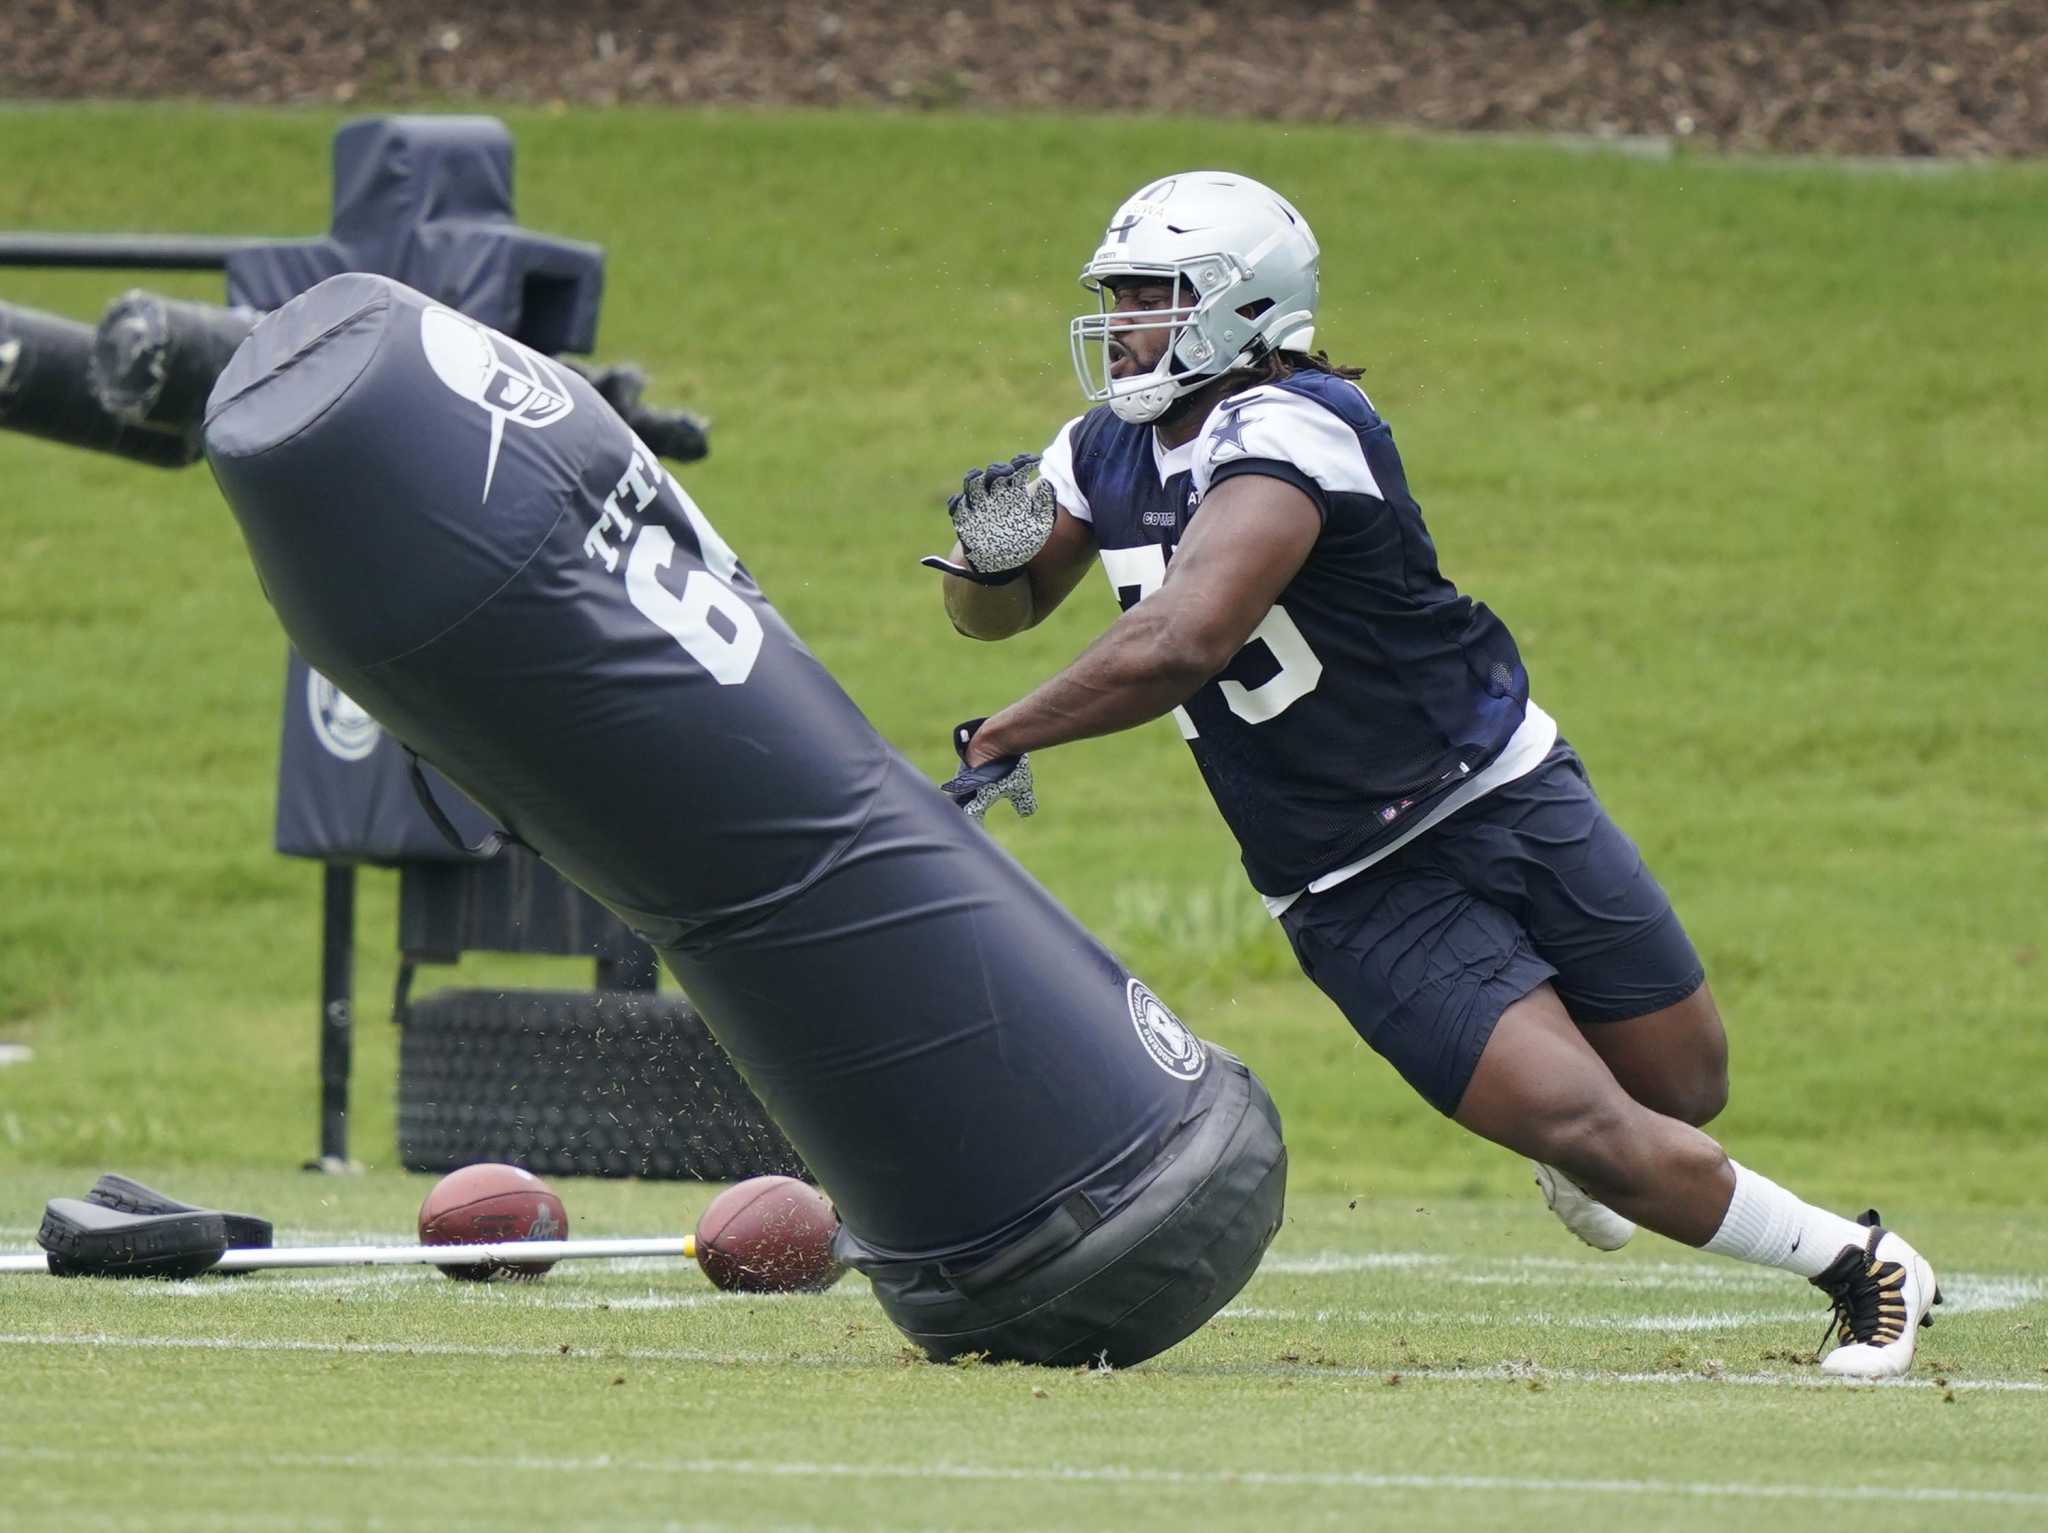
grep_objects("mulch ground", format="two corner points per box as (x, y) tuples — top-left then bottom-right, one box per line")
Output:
(5, 1), (2045, 158)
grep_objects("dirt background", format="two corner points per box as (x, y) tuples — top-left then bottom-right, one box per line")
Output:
(4, 1), (2045, 158)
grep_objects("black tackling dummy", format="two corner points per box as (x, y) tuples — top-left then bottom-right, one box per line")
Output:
(202, 273), (1287, 1366)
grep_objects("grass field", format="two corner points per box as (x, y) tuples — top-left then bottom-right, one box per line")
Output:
(1, 104), (2045, 1529)
(6, 1167), (2047, 1533)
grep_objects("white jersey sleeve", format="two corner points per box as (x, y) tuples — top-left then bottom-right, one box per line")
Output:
(1190, 384), (1383, 512)
(1036, 415), (1093, 524)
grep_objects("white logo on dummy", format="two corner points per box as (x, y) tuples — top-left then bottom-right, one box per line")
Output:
(306, 668), (380, 761)
(1126, 978), (1207, 1081)
(418, 305), (574, 503)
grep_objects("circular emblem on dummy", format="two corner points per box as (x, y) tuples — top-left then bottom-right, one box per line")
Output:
(1126, 978), (1206, 1081)
(306, 668), (381, 762)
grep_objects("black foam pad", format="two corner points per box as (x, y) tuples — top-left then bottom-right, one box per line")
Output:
(38, 1198), (227, 1280)
(86, 1173), (273, 1250)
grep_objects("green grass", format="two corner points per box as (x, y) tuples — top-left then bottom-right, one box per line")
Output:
(4, 1169), (2045, 1533)
(1, 103), (2045, 1530)
(2, 105), (2042, 1199)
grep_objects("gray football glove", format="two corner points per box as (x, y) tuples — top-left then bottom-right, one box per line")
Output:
(939, 718), (1037, 822)
(919, 453), (1058, 586)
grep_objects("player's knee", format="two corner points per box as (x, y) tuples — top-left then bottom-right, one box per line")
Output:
(1630, 1012), (1730, 1126)
(1676, 1065), (1730, 1128)
(1673, 990), (1730, 1125)
(1529, 1099), (1641, 1194)
(1642, 1059), (1728, 1127)
(1670, 1021), (1731, 1125)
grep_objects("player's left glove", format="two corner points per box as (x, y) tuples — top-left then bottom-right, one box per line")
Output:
(939, 718), (1037, 822)
(918, 454), (1057, 586)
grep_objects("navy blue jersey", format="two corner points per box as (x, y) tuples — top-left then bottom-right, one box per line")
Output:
(1040, 371), (1529, 899)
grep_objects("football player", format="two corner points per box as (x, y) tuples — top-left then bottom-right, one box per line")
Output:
(925, 170), (1938, 1378)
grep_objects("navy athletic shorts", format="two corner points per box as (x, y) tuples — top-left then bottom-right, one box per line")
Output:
(1278, 741), (1705, 1116)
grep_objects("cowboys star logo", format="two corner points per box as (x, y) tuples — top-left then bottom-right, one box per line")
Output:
(1207, 403), (1257, 459)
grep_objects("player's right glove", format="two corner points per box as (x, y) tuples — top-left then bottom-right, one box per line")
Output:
(918, 453), (1058, 586)
(938, 718), (1037, 822)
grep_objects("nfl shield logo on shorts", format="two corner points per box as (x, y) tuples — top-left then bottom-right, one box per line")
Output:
(1126, 979), (1206, 1081)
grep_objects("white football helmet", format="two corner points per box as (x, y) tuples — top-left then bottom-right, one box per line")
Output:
(1070, 171), (1320, 424)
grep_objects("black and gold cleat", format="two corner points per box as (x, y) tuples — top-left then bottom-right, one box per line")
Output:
(1811, 1208), (1942, 1379)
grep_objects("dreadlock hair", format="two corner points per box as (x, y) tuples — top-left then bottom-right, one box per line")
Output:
(1160, 342), (1366, 431)
(1254, 348), (1366, 384)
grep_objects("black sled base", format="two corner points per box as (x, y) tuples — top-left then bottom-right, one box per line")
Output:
(850, 1049), (1287, 1368)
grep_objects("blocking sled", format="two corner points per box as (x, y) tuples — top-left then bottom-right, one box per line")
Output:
(202, 274), (1286, 1365)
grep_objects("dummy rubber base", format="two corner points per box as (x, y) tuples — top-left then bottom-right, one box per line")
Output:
(852, 1048), (1286, 1368)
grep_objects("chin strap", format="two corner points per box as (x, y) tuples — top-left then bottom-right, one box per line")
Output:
(1108, 360), (1181, 423)
(1112, 334), (1278, 423)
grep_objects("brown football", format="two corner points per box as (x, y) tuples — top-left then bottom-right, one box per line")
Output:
(694, 1175), (844, 1294)
(418, 1162), (569, 1281)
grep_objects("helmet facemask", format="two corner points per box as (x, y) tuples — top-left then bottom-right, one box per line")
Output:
(1068, 174), (1320, 425)
(1070, 257), (1264, 424)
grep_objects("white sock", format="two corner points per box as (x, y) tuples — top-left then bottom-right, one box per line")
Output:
(1701, 1161), (1871, 1280)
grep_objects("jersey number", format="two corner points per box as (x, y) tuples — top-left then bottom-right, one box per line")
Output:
(1099, 544), (1323, 736)
(623, 472), (764, 686)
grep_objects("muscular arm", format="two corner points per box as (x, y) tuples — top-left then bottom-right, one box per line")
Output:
(964, 474), (1322, 766)
(938, 505), (1098, 640)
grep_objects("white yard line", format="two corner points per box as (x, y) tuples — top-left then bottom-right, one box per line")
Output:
(4, 1330), (2043, 1394)
(7, 1235), (2039, 1305)
(1260, 1249), (2036, 1293)
(1221, 1305), (1832, 1331)
(63, 1268), (2038, 1324)
(0, 1330), (790, 1365)
(1257, 1253), (2047, 1312)
(1224, 1271), (2041, 1327)
(1209, 1360), (2048, 1395)
(21, 1509), (1000, 1533)
(145, 1269), (439, 1296)
(1258, 1251), (1454, 1274)
(1, 1442), (2042, 1510)
(438, 1289), (867, 1312)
